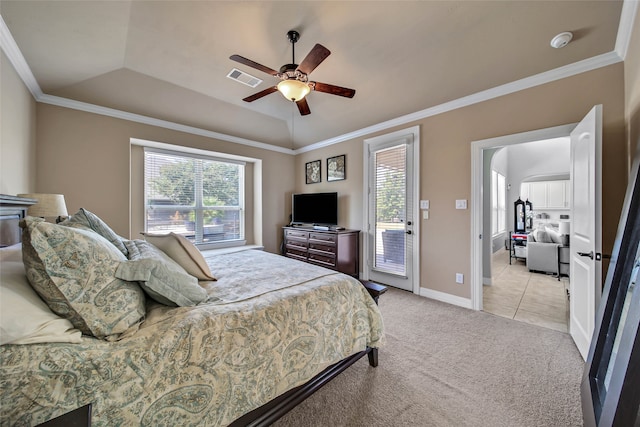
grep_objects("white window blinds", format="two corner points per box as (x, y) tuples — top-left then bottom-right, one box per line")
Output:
(144, 149), (245, 245)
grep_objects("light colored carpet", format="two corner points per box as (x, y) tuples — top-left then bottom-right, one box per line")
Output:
(274, 287), (584, 427)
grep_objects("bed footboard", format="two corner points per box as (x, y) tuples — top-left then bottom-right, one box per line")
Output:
(229, 347), (378, 427)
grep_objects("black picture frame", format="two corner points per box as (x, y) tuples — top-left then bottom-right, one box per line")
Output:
(327, 155), (346, 182)
(305, 160), (321, 184)
(581, 145), (640, 426)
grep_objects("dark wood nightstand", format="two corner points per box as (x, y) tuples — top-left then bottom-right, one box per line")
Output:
(360, 280), (388, 305)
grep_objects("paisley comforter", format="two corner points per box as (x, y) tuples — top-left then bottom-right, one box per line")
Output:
(0, 250), (384, 426)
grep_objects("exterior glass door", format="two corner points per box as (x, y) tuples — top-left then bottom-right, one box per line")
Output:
(373, 144), (407, 276)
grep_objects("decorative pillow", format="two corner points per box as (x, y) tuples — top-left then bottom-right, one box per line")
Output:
(141, 232), (216, 281)
(533, 228), (553, 244)
(60, 208), (128, 257)
(1, 261), (83, 345)
(546, 227), (562, 244)
(21, 217), (145, 340)
(117, 240), (208, 307)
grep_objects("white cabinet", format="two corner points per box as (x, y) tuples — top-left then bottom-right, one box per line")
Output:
(546, 181), (566, 208)
(520, 180), (570, 209)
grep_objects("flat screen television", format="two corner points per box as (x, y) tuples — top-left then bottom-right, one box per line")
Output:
(291, 192), (338, 226)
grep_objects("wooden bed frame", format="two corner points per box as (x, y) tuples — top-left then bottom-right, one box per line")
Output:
(0, 194), (380, 426)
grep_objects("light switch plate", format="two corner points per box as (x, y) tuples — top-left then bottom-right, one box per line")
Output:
(455, 199), (467, 209)
(420, 200), (429, 210)
(423, 211), (429, 220)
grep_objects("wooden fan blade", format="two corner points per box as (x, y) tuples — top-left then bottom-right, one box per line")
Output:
(296, 98), (311, 116)
(242, 86), (278, 102)
(311, 82), (356, 98)
(230, 55), (279, 76)
(296, 44), (331, 75)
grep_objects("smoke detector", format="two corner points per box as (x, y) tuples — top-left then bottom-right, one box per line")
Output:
(550, 32), (573, 49)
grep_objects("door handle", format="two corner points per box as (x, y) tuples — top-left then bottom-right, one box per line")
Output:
(406, 230), (412, 235)
(577, 251), (594, 260)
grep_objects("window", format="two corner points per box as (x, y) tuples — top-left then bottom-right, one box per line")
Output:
(491, 170), (506, 236)
(144, 149), (245, 247)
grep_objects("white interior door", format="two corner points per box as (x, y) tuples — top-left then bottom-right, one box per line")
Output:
(569, 105), (602, 360)
(364, 127), (419, 292)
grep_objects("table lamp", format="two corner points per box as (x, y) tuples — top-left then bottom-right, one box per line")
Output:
(17, 193), (68, 223)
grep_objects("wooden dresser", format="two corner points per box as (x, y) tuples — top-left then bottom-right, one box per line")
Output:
(283, 227), (360, 277)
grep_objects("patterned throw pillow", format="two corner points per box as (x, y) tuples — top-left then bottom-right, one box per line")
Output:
(21, 217), (145, 340)
(116, 240), (208, 307)
(60, 208), (128, 257)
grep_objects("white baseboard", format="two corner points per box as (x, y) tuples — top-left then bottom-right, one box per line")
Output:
(419, 287), (473, 309)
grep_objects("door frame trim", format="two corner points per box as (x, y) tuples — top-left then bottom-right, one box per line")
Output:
(470, 123), (577, 310)
(363, 125), (420, 294)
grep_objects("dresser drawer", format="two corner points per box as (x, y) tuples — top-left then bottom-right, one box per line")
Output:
(285, 229), (309, 239)
(285, 248), (308, 261)
(308, 241), (336, 254)
(308, 252), (336, 268)
(308, 232), (336, 244)
(285, 238), (308, 251)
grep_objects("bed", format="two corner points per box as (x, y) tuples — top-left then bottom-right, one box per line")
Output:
(0, 195), (384, 426)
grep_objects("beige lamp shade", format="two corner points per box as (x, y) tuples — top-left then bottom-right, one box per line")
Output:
(17, 193), (68, 218)
(559, 221), (570, 235)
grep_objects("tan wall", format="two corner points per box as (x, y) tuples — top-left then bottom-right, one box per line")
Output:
(295, 63), (626, 299)
(1, 52), (36, 194)
(35, 104), (295, 253)
(625, 4), (640, 163)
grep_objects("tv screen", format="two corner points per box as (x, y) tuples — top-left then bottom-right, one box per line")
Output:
(292, 192), (338, 226)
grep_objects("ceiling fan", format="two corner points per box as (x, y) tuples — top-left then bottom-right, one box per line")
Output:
(230, 30), (356, 116)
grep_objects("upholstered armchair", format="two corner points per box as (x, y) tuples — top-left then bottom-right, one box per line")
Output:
(527, 227), (562, 274)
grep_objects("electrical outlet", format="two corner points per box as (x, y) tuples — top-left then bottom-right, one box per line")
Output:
(455, 273), (464, 284)
(423, 210), (429, 219)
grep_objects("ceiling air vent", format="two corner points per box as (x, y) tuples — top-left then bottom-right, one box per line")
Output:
(226, 68), (262, 88)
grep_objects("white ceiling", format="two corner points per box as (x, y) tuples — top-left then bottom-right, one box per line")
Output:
(0, 1), (627, 151)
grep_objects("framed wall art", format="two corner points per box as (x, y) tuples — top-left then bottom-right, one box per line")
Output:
(305, 160), (321, 184)
(327, 154), (346, 182)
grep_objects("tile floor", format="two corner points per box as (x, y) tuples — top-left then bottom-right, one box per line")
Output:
(483, 249), (569, 333)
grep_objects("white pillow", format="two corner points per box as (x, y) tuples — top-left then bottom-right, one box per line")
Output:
(533, 228), (553, 243)
(142, 233), (216, 281)
(0, 243), (23, 262)
(546, 228), (562, 244)
(0, 261), (82, 345)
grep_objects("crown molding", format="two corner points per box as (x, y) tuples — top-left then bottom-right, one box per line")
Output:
(0, 14), (42, 98)
(37, 94), (295, 155)
(295, 50), (622, 154)
(615, 0), (639, 60)
(0, 14), (293, 156)
(2, 4), (635, 157)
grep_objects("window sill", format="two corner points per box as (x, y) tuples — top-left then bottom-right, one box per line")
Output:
(200, 245), (264, 256)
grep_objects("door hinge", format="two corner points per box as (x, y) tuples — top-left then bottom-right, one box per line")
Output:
(479, 234), (482, 240)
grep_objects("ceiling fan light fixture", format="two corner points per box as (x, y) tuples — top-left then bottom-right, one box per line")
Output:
(277, 79), (310, 102)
